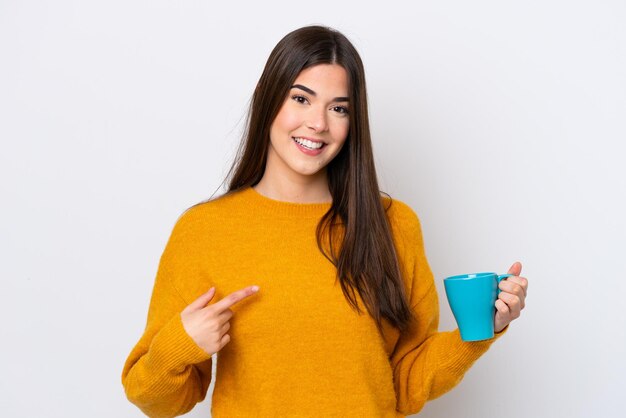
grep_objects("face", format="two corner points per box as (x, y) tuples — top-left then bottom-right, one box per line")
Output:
(266, 63), (350, 183)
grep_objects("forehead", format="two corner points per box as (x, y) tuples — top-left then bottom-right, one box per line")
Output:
(293, 64), (349, 95)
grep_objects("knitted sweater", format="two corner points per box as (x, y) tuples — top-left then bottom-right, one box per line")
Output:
(121, 186), (504, 417)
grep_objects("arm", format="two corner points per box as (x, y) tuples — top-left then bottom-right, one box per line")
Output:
(390, 207), (506, 415)
(121, 218), (213, 418)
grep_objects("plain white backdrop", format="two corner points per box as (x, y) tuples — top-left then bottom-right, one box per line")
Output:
(1, 1), (624, 417)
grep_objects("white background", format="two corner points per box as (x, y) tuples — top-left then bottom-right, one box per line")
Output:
(1, 1), (625, 417)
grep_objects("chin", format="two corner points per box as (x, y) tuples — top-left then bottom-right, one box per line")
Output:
(296, 169), (324, 177)
(291, 164), (326, 177)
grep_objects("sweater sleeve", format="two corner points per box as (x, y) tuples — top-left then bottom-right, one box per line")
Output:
(390, 205), (507, 416)
(121, 214), (213, 418)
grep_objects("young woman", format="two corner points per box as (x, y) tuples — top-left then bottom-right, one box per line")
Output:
(122, 25), (528, 417)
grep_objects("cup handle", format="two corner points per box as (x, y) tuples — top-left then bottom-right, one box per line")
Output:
(496, 274), (514, 296)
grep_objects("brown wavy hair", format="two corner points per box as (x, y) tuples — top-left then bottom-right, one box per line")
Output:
(208, 25), (414, 333)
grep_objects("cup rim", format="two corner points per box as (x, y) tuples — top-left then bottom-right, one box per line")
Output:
(444, 271), (497, 281)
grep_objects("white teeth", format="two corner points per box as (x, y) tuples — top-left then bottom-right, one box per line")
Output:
(293, 137), (323, 150)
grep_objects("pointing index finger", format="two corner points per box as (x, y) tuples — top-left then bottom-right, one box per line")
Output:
(209, 285), (260, 313)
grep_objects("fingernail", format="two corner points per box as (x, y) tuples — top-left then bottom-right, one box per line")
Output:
(251, 285), (259, 292)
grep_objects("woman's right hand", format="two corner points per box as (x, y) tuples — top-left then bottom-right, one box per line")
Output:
(181, 285), (260, 356)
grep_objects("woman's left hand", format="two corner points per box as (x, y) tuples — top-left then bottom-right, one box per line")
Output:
(494, 261), (528, 333)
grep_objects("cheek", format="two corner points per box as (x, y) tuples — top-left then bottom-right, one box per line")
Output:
(272, 107), (301, 134)
(333, 120), (350, 144)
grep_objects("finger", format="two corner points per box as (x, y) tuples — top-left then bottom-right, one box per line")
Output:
(220, 321), (231, 336)
(499, 292), (522, 317)
(185, 287), (216, 312)
(495, 298), (510, 316)
(499, 280), (526, 301)
(209, 285), (260, 313)
(220, 333), (231, 347)
(506, 275), (528, 296)
(501, 290), (525, 310)
(507, 261), (522, 276)
(214, 309), (234, 326)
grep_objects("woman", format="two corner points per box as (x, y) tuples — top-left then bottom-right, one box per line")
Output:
(122, 25), (528, 417)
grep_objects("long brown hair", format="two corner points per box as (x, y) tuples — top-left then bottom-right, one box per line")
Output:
(209, 25), (415, 333)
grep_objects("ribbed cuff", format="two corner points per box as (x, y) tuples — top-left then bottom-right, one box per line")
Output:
(147, 313), (212, 374)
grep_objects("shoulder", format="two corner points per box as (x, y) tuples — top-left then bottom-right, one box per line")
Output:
(380, 194), (427, 258)
(164, 189), (246, 248)
(171, 189), (246, 232)
(157, 190), (246, 272)
(381, 194), (422, 235)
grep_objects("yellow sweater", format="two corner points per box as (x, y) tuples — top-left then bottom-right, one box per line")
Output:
(122, 186), (504, 417)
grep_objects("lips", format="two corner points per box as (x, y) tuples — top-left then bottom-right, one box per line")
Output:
(291, 136), (326, 149)
(292, 136), (326, 144)
(292, 136), (325, 155)
(292, 136), (327, 151)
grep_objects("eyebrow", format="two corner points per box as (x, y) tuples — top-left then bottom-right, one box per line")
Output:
(291, 84), (349, 102)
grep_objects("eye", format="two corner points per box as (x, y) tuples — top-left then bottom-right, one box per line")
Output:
(291, 94), (309, 104)
(332, 106), (349, 115)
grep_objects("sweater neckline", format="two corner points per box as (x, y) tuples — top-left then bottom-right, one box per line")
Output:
(238, 186), (332, 219)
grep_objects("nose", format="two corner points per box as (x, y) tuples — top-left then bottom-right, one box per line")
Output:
(305, 106), (328, 133)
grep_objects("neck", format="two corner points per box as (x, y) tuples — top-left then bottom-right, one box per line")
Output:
(253, 173), (332, 204)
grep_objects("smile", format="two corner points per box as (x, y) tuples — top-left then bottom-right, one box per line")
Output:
(292, 137), (325, 150)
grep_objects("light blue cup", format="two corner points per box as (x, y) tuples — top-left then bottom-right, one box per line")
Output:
(443, 272), (513, 341)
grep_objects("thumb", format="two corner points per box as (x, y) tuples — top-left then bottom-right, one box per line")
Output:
(186, 287), (216, 311)
(507, 261), (522, 276)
